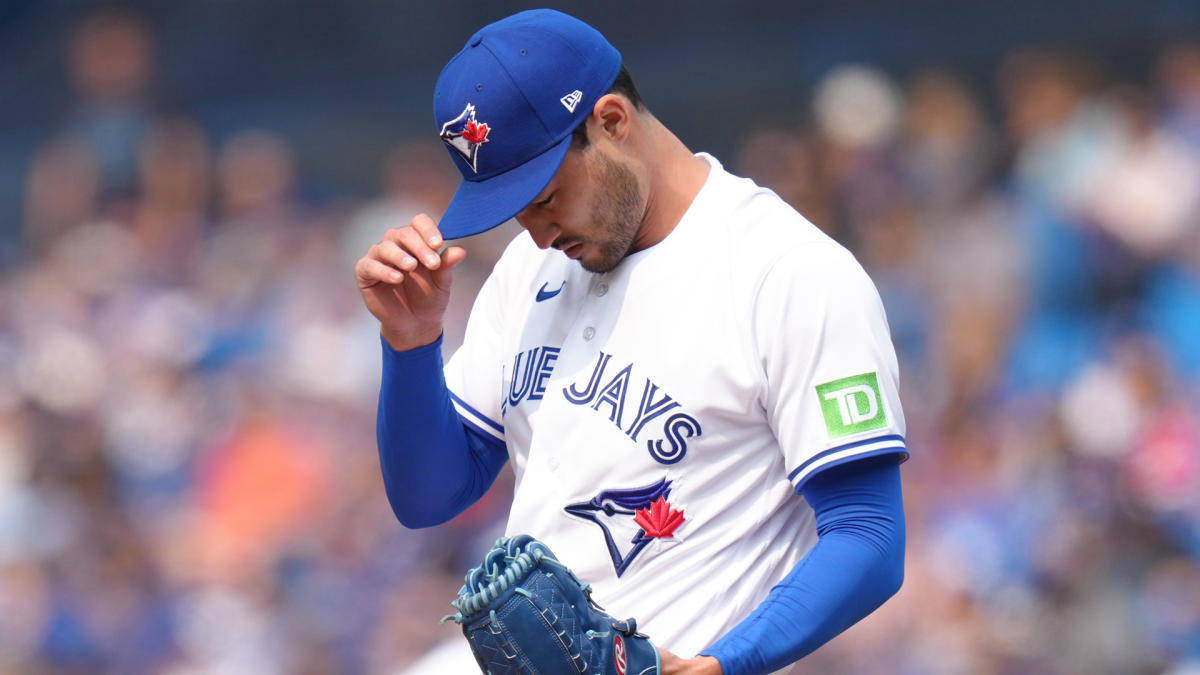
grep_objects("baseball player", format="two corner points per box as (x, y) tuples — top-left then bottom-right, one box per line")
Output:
(357, 10), (907, 674)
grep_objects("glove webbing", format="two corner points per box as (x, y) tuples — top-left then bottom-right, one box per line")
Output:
(442, 540), (598, 623)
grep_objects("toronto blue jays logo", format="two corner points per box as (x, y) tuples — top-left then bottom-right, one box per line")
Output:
(439, 103), (491, 173)
(565, 478), (685, 577)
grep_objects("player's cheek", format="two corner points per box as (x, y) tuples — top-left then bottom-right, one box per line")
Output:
(555, 202), (584, 237)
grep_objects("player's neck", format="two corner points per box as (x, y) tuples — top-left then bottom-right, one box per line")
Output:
(631, 120), (711, 253)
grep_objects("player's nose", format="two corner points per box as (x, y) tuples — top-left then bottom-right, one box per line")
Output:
(515, 210), (559, 249)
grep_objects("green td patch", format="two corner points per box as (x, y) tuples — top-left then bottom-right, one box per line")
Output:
(815, 372), (887, 438)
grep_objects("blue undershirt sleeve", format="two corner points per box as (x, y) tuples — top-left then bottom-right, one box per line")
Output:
(699, 454), (905, 675)
(376, 335), (508, 529)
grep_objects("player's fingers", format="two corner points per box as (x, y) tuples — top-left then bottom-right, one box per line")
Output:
(408, 213), (444, 249)
(372, 240), (419, 272)
(384, 224), (442, 271)
(431, 246), (467, 290)
(442, 245), (466, 269)
(355, 256), (404, 288)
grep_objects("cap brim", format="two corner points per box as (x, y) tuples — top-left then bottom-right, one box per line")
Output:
(437, 133), (573, 240)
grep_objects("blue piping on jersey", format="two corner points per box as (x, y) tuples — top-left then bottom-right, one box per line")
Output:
(787, 433), (906, 482)
(449, 390), (505, 435)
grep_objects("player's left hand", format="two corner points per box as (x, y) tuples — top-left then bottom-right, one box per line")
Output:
(658, 648), (724, 674)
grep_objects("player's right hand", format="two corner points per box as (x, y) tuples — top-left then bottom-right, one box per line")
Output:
(355, 213), (466, 351)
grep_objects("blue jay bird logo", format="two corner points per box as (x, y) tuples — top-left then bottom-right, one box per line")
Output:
(439, 103), (491, 173)
(564, 478), (685, 577)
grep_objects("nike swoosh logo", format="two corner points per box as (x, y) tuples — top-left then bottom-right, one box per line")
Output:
(536, 281), (565, 302)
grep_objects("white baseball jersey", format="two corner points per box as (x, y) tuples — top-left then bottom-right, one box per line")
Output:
(443, 153), (907, 657)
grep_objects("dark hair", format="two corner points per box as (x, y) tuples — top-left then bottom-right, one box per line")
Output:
(570, 63), (645, 149)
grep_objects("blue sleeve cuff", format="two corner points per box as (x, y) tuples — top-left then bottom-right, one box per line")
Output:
(380, 332), (444, 360)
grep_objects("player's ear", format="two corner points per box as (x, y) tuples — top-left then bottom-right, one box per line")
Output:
(591, 93), (633, 143)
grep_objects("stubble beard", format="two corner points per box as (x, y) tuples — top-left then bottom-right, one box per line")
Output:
(579, 152), (643, 274)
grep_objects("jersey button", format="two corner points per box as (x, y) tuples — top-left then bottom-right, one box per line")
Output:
(583, 327), (595, 340)
(595, 283), (608, 297)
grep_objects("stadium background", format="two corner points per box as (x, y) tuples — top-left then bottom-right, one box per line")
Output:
(1, 0), (1200, 672)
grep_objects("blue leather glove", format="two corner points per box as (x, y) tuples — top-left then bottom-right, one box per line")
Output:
(445, 535), (660, 675)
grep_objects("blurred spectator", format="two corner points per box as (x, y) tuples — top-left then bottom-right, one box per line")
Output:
(1085, 86), (1200, 261)
(900, 68), (997, 214)
(131, 116), (212, 281)
(21, 135), (100, 256)
(62, 7), (159, 207)
(1157, 42), (1200, 150)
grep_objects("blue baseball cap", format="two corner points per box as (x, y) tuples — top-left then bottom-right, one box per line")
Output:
(433, 9), (621, 239)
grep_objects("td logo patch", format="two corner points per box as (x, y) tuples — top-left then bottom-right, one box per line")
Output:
(816, 372), (887, 438)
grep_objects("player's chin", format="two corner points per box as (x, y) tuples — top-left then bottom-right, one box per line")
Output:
(578, 245), (628, 274)
(579, 252), (617, 274)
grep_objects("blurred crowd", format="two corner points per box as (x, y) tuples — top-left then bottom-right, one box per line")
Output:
(1, 7), (1199, 675)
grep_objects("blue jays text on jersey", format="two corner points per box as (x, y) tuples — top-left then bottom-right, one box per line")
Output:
(504, 346), (703, 465)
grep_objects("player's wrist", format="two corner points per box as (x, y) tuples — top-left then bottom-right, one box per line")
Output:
(659, 651), (723, 675)
(676, 656), (723, 675)
(380, 325), (443, 352)
(689, 655), (723, 674)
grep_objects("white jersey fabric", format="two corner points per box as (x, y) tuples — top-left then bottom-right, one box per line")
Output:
(444, 153), (907, 657)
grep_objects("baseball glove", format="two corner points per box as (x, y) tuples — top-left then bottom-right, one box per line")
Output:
(443, 534), (660, 674)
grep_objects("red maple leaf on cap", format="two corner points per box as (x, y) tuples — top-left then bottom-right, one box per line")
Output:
(462, 119), (490, 144)
(634, 496), (685, 538)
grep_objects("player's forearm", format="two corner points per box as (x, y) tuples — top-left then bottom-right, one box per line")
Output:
(377, 334), (507, 528)
(700, 456), (905, 675)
